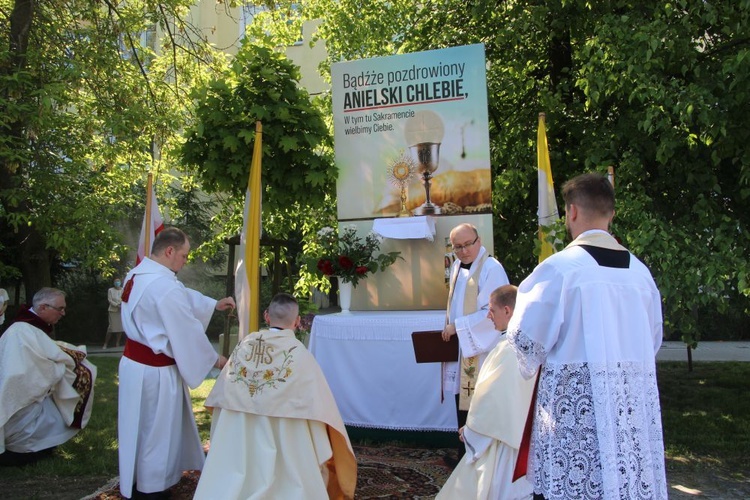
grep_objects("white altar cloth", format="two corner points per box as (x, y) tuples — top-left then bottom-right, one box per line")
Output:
(372, 216), (436, 241)
(309, 310), (456, 431)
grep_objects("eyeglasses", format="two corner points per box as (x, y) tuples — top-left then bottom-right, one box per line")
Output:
(452, 236), (479, 253)
(44, 304), (66, 312)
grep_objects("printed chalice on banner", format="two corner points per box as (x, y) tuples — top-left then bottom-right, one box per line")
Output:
(405, 110), (445, 215)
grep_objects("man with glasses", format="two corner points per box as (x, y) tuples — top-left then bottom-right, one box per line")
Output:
(0, 288), (97, 466)
(441, 222), (509, 468)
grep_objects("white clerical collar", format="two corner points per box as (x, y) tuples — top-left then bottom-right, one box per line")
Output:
(569, 230), (626, 251)
(579, 229), (610, 237)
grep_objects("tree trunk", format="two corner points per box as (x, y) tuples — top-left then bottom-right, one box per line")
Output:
(19, 228), (52, 301)
(9, 0), (36, 69)
(1, 0), (50, 300)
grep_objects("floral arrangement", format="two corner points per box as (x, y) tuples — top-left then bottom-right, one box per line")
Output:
(311, 225), (401, 287)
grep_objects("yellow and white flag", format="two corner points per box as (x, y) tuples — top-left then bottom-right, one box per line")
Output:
(236, 122), (263, 340)
(537, 113), (560, 263)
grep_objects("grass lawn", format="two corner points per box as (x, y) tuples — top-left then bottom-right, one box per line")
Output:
(1, 358), (748, 492)
(658, 361), (750, 473)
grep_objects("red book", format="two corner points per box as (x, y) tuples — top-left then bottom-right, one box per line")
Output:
(411, 330), (458, 363)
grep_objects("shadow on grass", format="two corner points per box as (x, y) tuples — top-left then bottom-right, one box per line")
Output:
(658, 362), (750, 472)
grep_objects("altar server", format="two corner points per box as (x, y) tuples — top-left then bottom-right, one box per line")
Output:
(0, 288), (96, 467)
(194, 293), (356, 500)
(508, 173), (667, 499)
(437, 284), (533, 499)
(118, 227), (235, 499)
(442, 222), (509, 465)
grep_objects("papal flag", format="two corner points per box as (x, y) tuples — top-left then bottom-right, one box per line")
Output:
(136, 173), (164, 265)
(537, 112), (560, 263)
(514, 113), (560, 481)
(235, 121), (263, 340)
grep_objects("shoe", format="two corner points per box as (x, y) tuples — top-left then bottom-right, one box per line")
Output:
(133, 489), (171, 499)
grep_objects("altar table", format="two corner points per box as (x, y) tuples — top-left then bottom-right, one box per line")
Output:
(309, 310), (457, 431)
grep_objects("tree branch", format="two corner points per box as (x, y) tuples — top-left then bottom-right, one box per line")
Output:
(100, 0), (159, 113)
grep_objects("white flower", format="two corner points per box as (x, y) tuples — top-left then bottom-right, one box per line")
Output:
(368, 231), (383, 243)
(317, 227), (334, 237)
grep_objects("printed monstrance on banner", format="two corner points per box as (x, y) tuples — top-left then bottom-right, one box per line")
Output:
(332, 44), (492, 220)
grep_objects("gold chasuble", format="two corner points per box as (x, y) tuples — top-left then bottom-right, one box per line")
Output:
(204, 329), (357, 499)
(446, 252), (489, 411)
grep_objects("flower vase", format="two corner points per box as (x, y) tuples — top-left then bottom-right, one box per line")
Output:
(338, 280), (353, 314)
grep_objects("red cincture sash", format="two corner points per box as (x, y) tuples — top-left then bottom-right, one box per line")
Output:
(123, 338), (176, 367)
(513, 372), (540, 481)
(121, 276), (135, 302)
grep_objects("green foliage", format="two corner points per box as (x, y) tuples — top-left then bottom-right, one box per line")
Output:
(259, 0), (750, 344)
(181, 40), (338, 293)
(181, 43), (335, 210)
(0, 0), (228, 293)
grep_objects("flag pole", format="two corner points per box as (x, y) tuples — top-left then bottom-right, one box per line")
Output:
(518, 112), (560, 481)
(144, 173), (154, 259)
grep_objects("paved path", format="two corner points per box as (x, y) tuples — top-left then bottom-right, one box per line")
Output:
(87, 340), (750, 362)
(656, 341), (750, 362)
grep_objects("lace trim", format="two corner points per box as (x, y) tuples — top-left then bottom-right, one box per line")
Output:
(531, 362), (667, 499)
(507, 327), (546, 379)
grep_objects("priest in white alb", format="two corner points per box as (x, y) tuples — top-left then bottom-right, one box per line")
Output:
(194, 293), (357, 500)
(507, 173), (667, 499)
(437, 284), (534, 500)
(118, 227), (235, 499)
(442, 222), (510, 466)
(0, 288), (96, 467)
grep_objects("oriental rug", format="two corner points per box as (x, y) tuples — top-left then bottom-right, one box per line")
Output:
(84, 445), (455, 499)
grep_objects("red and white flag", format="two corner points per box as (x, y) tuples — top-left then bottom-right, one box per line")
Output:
(136, 173), (164, 265)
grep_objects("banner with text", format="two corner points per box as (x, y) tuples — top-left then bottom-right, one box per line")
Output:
(332, 44), (492, 220)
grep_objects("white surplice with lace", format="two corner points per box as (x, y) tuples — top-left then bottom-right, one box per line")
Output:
(507, 230), (667, 500)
